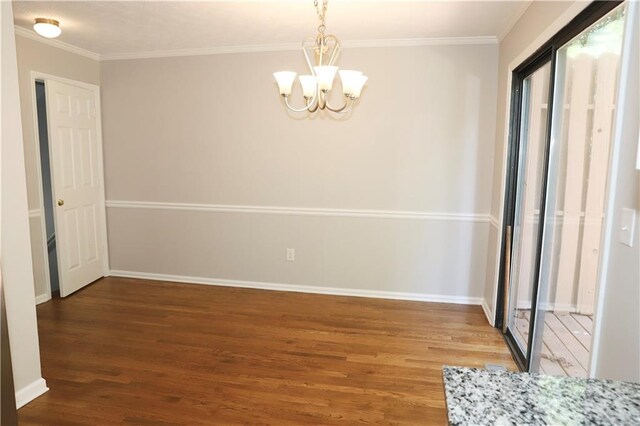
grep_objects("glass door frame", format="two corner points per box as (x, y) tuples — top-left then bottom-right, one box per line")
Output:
(496, 0), (624, 372)
(501, 52), (554, 371)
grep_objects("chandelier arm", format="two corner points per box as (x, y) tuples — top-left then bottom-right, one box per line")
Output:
(284, 94), (318, 113)
(324, 96), (351, 113)
(302, 37), (316, 74)
(307, 101), (319, 113)
(323, 35), (341, 66)
(317, 91), (326, 110)
(318, 36), (325, 67)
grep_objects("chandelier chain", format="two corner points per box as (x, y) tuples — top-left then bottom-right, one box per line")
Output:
(314, 0), (328, 37)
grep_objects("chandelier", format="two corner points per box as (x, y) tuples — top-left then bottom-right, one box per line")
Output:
(273, 0), (368, 114)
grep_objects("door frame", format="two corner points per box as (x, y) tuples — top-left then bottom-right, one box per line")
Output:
(500, 51), (555, 371)
(29, 71), (110, 303)
(494, 0), (625, 372)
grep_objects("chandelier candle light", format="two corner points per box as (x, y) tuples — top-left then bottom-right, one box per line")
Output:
(273, 0), (368, 114)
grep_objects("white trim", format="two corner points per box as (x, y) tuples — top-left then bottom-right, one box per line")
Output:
(110, 270), (483, 306)
(515, 300), (577, 313)
(32, 71), (99, 92)
(94, 85), (111, 277)
(29, 73), (53, 303)
(105, 200), (491, 223)
(15, 378), (48, 409)
(13, 25), (497, 62)
(100, 36), (498, 61)
(28, 209), (40, 218)
(14, 26), (100, 61)
(489, 215), (499, 229)
(481, 298), (494, 326)
(498, 1), (534, 42)
(589, 0), (638, 379)
(344, 37), (498, 48)
(490, 0), (591, 334)
(35, 293), (51, 305)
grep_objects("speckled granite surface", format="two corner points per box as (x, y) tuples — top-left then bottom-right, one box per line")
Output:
(443, 366), (640, 425)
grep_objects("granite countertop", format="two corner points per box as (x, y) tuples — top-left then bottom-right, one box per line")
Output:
(443, 366), (640, 425)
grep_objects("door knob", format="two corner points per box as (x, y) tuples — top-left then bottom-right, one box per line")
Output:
(57, 199), (64, 206)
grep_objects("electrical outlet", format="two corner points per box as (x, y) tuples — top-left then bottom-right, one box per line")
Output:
(286, 248), (295, 261)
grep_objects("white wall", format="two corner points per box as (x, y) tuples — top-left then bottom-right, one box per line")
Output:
(1, 2), (47, 407)
(593, 0), (640, 382)
(14, 35), (100, 301)
(101, 44), (499, 302)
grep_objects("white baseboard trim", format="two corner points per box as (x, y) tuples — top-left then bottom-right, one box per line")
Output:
(481, 298), (494, 326)
(34, 293), (51, 305)
(110, 270), (482, 306)
(16, 378), (48, 409)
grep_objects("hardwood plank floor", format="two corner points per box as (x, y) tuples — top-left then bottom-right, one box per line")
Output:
(18, 277), (516, 425)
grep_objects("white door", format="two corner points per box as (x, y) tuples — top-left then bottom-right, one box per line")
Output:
(46, 80), (106, 297)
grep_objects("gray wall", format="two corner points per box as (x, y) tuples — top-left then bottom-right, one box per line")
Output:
(101, 44), (499, 301)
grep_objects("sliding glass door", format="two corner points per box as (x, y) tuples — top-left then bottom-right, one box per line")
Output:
(505, 61), (551, 358)
(532, 3), (627, 377)
(500, 0), (627, 373)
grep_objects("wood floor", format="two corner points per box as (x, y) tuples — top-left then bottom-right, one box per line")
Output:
(19, 277), (516, 425)
(514, 310), (592, 377)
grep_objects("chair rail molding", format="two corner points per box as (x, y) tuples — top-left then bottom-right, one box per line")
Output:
(105, 200), (492, 223)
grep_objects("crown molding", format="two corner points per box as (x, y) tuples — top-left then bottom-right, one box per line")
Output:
(14, 25), (100, 61)
(100, 36), (498, 61)
(498, 0), (534, 42)
(14, 24), (497, 62)
(343, 36), (498, 49)
(99, 42), (301, 61)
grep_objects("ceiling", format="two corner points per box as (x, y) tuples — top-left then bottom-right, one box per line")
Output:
(13, 1), (533, 58)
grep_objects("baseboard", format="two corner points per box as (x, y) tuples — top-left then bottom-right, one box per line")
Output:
(109, 270), (482, 305)
(481, 298), (494, 326)
(34, 293), (51, 305)
(15, 378), (48, 409)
